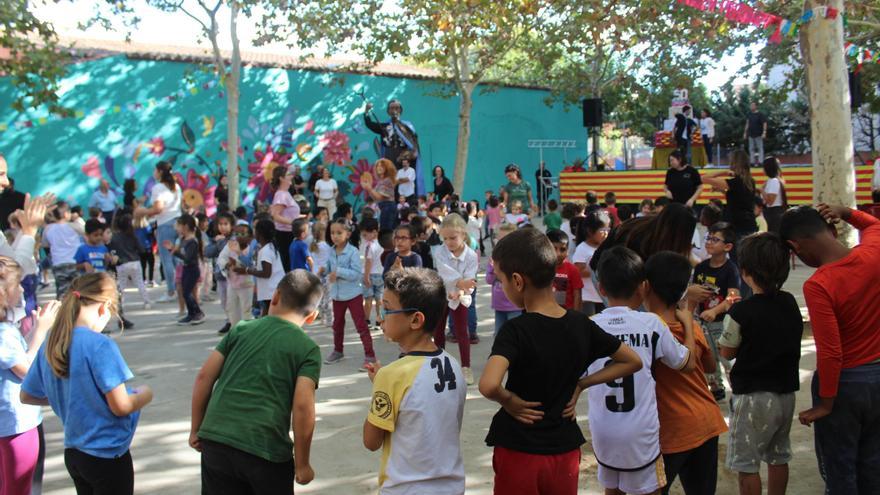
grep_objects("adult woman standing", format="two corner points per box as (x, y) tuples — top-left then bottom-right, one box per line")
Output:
(135, 161), (181, 302)
(363, 158), (398, 231)
(760, 157), (787, 233)
(663, 150), (703, 207)
(703, 149), (758, 245)
(270, 166), (301, 271)
(314, 167), (338, 218)
(500, 163), (535, 214)
(432, 165), (454, 203)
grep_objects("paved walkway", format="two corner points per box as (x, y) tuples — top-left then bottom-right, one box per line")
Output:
(35, 264), (824, 494)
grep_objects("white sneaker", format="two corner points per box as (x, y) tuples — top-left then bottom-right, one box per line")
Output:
(156, 294), (176, 303)
(462, 367), (474, 386)
(143, 302), (152, 310)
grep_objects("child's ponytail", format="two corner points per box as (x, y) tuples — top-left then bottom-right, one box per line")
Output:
(46, 273), (118, 378)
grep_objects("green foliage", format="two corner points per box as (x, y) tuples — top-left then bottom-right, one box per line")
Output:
(0, 0), (70, 114)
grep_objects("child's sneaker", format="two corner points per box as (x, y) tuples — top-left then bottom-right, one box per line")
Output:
(177, 315), (194, 325)
(157, 293), (176, 303)
(462, 367), (474, 386)
(359, 357), (377, 372)
(119, 317), (135, 330)
(143, 302), (152, 310)
(324, 350), (345, 364)
(191, 313), (206, 325)
(469, 335), (480, 344)
(712, 388), (726, 401)
(217, 322), (231, 335)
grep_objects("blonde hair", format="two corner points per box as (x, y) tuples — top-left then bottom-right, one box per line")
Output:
(0, 256), (22, 316)
(497, 222), (517, 235)
(440, 212), (470, 244)
(310, 221), (326, 253)
(46, 273), (119, 378)
(510, 200), (523, 211)
(729, 150), (755, 193)
(374, 158), (398, 185)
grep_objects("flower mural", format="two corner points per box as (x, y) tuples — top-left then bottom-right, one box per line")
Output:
(346, 158), (373, 199)
(148, 137), (166, 156)
(176, 169), (217, 216)
(320, 130), (352, 166)
(247, 145), (292, 202)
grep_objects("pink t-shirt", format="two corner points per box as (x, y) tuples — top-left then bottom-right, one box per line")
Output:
(272, 190), (300, 232)
(486, 206), (502, 228)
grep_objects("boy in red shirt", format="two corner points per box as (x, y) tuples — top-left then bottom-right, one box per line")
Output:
(547, 229), (583, 311)
(781, 204), (880, 494)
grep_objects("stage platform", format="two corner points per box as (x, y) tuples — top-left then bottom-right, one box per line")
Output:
(559, 165), (874, 205)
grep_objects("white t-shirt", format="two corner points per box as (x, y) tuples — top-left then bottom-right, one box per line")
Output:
(42, 223), (82, 266)
(360, 239), (384, 275)
(315, 179), (338, 201)
(466, 216), (482, 247)
(255, 243), (284, 301)
(700, 117), (715, 139)
(571, 242), (601, 302)
(504, 213), (528, 226)
(560, 219), (575, 260)
(367, 349), (466, 494)
(397, 166), (416, 198)
(763, 177), (784, 207)
(586, 307), (690, 471)
(311, 241), (332, 275)
(150, 182), (182, 226)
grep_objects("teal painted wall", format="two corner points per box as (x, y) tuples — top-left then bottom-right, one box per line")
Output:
(0, 55), (585, 209)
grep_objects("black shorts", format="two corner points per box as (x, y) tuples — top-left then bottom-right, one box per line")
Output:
(200, 439), (294, 495)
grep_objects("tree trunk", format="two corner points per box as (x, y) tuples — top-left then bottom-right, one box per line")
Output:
(452, 86), (473, 195)
(226, 1), (241, 209)
(800, 0), (856, 245)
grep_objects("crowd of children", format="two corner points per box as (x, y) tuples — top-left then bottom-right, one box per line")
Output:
(1, 151), (866, 495)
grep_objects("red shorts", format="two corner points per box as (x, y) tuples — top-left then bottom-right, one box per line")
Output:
(492, 446), (580, 495)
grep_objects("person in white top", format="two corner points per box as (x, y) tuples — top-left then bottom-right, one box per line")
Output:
(364, 268), (466, 495)
(397, 153), (417, 205)
(41, 203), (83, 298)
(700, 109), (716, 166)
(233, 219), (284, 317)
(760, 157), (786, 234)
(571, 210), (611, 316)
(314, 168), (338, 219)
(574, 246), (695, 495)
(359, 219), (385, 328)
(134, 161), (181, 301)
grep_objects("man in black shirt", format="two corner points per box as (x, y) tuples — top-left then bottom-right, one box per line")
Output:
(743, 102), (768, 166)
(534, 162), (552, 215)
(0, 177), (26, 231)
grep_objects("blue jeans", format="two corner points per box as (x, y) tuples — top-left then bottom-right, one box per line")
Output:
(156, 221), (178, 294)
(812, 363), (880, 494)
(378, 200), (397, 232)
(494, 309), (522, 336)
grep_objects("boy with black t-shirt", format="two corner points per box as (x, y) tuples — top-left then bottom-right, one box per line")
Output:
(478, 228), (642, 495)
(719, 233), (803, 495)
(692, 221), (741, 400)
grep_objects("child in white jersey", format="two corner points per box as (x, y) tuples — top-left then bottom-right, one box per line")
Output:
(570, 246), (695, 495)
(363, 268), (467, 494)
(309, 221), (333, 327)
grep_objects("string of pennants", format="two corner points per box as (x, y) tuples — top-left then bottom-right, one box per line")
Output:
(677, 0), (877, 72)
(0, 78), (224, 133)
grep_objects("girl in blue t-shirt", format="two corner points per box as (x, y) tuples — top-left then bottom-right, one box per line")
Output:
(0, 256), (58, 495)
(20, 272), (153, 495)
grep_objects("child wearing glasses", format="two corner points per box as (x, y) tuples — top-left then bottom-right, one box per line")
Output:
(691, 221), (741, 401)
(382, 224), (423, 275)
(363, 268), (466, 494)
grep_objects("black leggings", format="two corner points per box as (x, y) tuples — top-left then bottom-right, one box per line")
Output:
(139, 252), (155, 283)
(662, 436), (719, 495)
(64, 448), (133, 495)
(181, 264), (202, 317)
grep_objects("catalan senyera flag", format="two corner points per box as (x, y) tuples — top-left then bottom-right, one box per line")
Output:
(560, 166), (875, 206)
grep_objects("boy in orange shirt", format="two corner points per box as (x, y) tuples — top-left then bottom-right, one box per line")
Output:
(645, 251), (728, 494)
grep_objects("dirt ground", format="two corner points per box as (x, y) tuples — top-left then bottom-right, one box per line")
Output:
(34, 266), (824, 494)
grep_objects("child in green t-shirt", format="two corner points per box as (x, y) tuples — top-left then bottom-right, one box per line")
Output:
(190, 269), (323, 493)
(543, 199), (562, 230)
